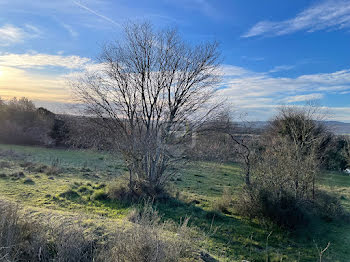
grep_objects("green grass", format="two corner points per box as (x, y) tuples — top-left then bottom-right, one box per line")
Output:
(0, 143), (349, 261)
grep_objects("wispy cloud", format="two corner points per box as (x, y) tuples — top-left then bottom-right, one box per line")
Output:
(281, 93), (324, 103)
(0, 51), (349, 121)
(0, 52), (93, 104)
(73, 1), (120, 28)
(269, 65), (295, 73)
(0, 24), (41, 46)
(217, 65), (350, 121)
(0, 53), (90, 69)
(243, 0), (350, 38)
(61, 23), (78, 38)
(0, 65), (69, 102)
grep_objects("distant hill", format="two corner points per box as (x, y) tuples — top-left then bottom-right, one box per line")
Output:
(243, 121), (350, 135)
(324, 121), (350, 135)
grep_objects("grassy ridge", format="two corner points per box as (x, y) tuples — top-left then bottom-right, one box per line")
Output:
(0, 144), (349, 261)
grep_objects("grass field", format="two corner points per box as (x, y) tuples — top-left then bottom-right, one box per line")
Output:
(0, 143), (349, 261)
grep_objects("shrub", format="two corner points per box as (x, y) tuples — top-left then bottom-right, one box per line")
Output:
(0, 199), (196, 261)
(78, 185), (93, 195)
(235, 185), (349, 229)
(108, 179), (131, 202)
(23, 177), (35, 184)
(9, 172), (25, 180)
(98, 202), (192, 262)
(313, 190), (348, 221)
(108, 177), (169, 204)
(212, 187), (233, 214)
(59, 189), (80, 200)
(51, 222), (95, 261)
(0, 160), (11, 168)
(91, 190), (108, 201)
(0, 200), (48, 261)
(234, 186), (309, 228)
(46, 165), (61, 176)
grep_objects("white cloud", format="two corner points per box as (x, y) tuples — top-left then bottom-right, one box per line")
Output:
(269, 65), (294, 73)
(281, 93), (324, 103)
(0, 24), (41, 46)
(217, 65), (350, 121)
(0, 65), (69, 102)
(0, 52), (349, 121)
(0, 52), (93, 104)
(243, 0), (350, 37)
(0, 53), (90, 69)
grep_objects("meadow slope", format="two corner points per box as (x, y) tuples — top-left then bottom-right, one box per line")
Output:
(0, 144), (349, 261)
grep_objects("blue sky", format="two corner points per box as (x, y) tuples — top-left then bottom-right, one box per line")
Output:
(0, 0), (349, 121)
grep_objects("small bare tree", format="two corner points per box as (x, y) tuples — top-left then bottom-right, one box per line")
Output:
(266, 105), (331, 199)
(235, 105), (333, 227)
(209, 110), (257, 186)
(72, 22), (221, 196)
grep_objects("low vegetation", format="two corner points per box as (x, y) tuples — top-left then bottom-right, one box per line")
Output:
(0, 198), (193, 262)
(0, 143), (349, 261)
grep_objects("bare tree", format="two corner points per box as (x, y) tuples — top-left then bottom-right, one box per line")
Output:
(266, 105), (331, 199)
(209, 110), (257, 186)
(72, 22), (221, 196)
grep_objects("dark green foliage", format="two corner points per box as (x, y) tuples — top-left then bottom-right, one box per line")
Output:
(0, 98), (55, 145)
(23, 178), (35, 184)
(78, 185), (93, 194)
(235, 186), (309, 229)
(323, 136), (350, 171)
(59, 189), (80, 200)
(90, 190), (108, 201)
(49, 118), (69, 147)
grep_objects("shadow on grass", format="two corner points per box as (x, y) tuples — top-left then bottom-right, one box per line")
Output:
(56, 189), (349, 261)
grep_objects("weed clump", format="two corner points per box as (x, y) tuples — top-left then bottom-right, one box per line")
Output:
(0, 199), (195, 262)
(59, 189), (80, 200)
(108, 177), (169, 204)
(10, 172), (25, 180)
(213, 187), (233, 214)
(98, 202), (192, 262)
(0, 160), (11, 168)
(23, 177), (35, 184)
(78, 185), (93, 194)
(90, 190), (108, 201)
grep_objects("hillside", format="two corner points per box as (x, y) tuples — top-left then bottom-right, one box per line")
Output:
(0, 144), (349, 261)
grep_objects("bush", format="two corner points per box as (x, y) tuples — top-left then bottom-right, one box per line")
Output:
(235, 186), (310, 228)
(78, 185), (94, 195)
(91, 190), (108, 201)
(0, 200), (47, 261)
(213, 187), (233, 214)
(235, 185), (349, 229)
(98, 202), (192, 262)
(313, 190), (348, 221)
(23, 177), (35, 184)
(59, 189), (80, 200)
(0, 199), (195, 261)
(51, 222), (96, 261)
(108, 179), (131, 202)
(0, 160), (11, 168)
(108, 176), (170, 204)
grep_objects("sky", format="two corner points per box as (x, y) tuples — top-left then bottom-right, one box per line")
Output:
(0, 0), (349, 121)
